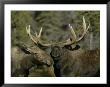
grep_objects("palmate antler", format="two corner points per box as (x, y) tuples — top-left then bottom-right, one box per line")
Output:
(26, 16), (90, 47)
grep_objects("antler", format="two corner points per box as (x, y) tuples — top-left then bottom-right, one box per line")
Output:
(26, 25), (42, 44)
(26, 25), (51, 47)
(57, 16), (90, 46)
(26, 16), (90, 47)
(76, 16), (90, 42)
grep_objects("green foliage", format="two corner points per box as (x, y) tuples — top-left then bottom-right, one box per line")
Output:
(11, 11), (100, 48)
(74, 11), (100, 33)
(35, 11), (72, 31)
(11, 11), (35, 45)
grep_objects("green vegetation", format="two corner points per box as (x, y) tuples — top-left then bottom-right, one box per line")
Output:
(11, 11), (100, 49)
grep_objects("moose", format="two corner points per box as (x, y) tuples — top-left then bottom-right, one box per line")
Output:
(11, 16), (100, 77)
(11, 44), (56, 77)
(11, 28), (56, 77)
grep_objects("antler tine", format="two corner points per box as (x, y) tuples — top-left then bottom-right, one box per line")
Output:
(26, 25), (39, 44)
(76, 16), (90, 42)
(86, 22), (90, 31)
(69, 24), (77, 42)
(26, 25), (30, 35)
(38, 27), (42, 38)
(83, 16), (86, 31)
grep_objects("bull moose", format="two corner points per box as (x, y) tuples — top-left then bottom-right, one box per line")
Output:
(12, 16), (100, 77)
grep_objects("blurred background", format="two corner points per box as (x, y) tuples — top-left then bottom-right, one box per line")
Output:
(11, 11), (100, 50)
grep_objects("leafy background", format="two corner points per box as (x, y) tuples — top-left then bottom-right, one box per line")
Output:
(11, 11), (100, 50)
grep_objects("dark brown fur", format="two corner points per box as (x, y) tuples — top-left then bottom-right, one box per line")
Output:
(51, 46), (100, 77)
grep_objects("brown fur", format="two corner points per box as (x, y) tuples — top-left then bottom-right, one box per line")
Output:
(59, 48), (100, 77)
(11, 46), (55, 77)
